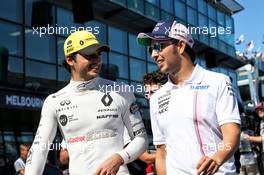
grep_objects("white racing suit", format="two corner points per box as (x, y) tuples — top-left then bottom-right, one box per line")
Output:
(25, 77), (148, 175)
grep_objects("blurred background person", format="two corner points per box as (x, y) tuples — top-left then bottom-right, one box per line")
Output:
(239, 113), (260, 175)
(14, 143), (30, 175)
(244, 102), (264, 173)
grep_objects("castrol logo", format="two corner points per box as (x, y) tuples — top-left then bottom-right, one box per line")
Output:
(67, 135), (86, 144)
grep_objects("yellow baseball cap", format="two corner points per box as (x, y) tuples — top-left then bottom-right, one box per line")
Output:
(64, 30), (110, 57)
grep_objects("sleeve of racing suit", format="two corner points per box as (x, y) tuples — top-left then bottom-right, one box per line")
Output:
(117, 91), (148, 164)
(216, 75), (240, 126)
(24, 95), (58, 175)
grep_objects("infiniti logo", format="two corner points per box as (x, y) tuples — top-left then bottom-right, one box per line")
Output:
(60, 100), (71, 106)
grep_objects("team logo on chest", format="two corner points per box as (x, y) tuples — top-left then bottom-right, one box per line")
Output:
(101, 93), (113, 106)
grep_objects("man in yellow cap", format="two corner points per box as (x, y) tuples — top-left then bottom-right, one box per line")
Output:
(24, 30), (148, 175)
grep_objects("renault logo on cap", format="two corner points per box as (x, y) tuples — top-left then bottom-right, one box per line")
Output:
(67, 40), (72, 46)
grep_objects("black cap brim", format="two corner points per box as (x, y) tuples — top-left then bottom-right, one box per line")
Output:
(78, 44), (110, 55)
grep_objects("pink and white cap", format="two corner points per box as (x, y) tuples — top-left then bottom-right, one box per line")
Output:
(168, 21), (194, 48)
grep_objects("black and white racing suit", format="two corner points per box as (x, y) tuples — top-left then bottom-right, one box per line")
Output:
(25, 77), (148, 175)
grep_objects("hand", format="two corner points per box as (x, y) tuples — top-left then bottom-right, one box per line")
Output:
(93, 153), (124, 175)
(243, 134), (251, 140)
(19, 168), (25, 175)
(196, 155), (221, 175)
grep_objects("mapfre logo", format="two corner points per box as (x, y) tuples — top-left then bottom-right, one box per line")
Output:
(67, 135), (86, 144)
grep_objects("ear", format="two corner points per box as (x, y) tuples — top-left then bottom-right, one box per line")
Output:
(177, 40), (186, 55)
(65, 56), (75, 66)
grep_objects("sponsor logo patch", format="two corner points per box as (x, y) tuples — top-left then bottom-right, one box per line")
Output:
(226, 81), (234, 96)
(158, 91), (171, 115)
(130, 102), (139, 114)
(190, 85), (210, 90)
(60, 100), (71, 106)
(67, 135), (86, 144)
(96, 114), (118, 119)
(59, 115), (68, 126)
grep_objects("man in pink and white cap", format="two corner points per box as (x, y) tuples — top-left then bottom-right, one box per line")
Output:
(137, 20), (241, 175)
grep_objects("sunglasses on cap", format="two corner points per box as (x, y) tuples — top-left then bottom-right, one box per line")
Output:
(148, 40), (178, 55)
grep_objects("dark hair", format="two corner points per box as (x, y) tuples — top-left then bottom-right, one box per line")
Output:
(172, 39), (195, 62)
(185, 44), (195, 62)
(143, 70), (167, 86)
